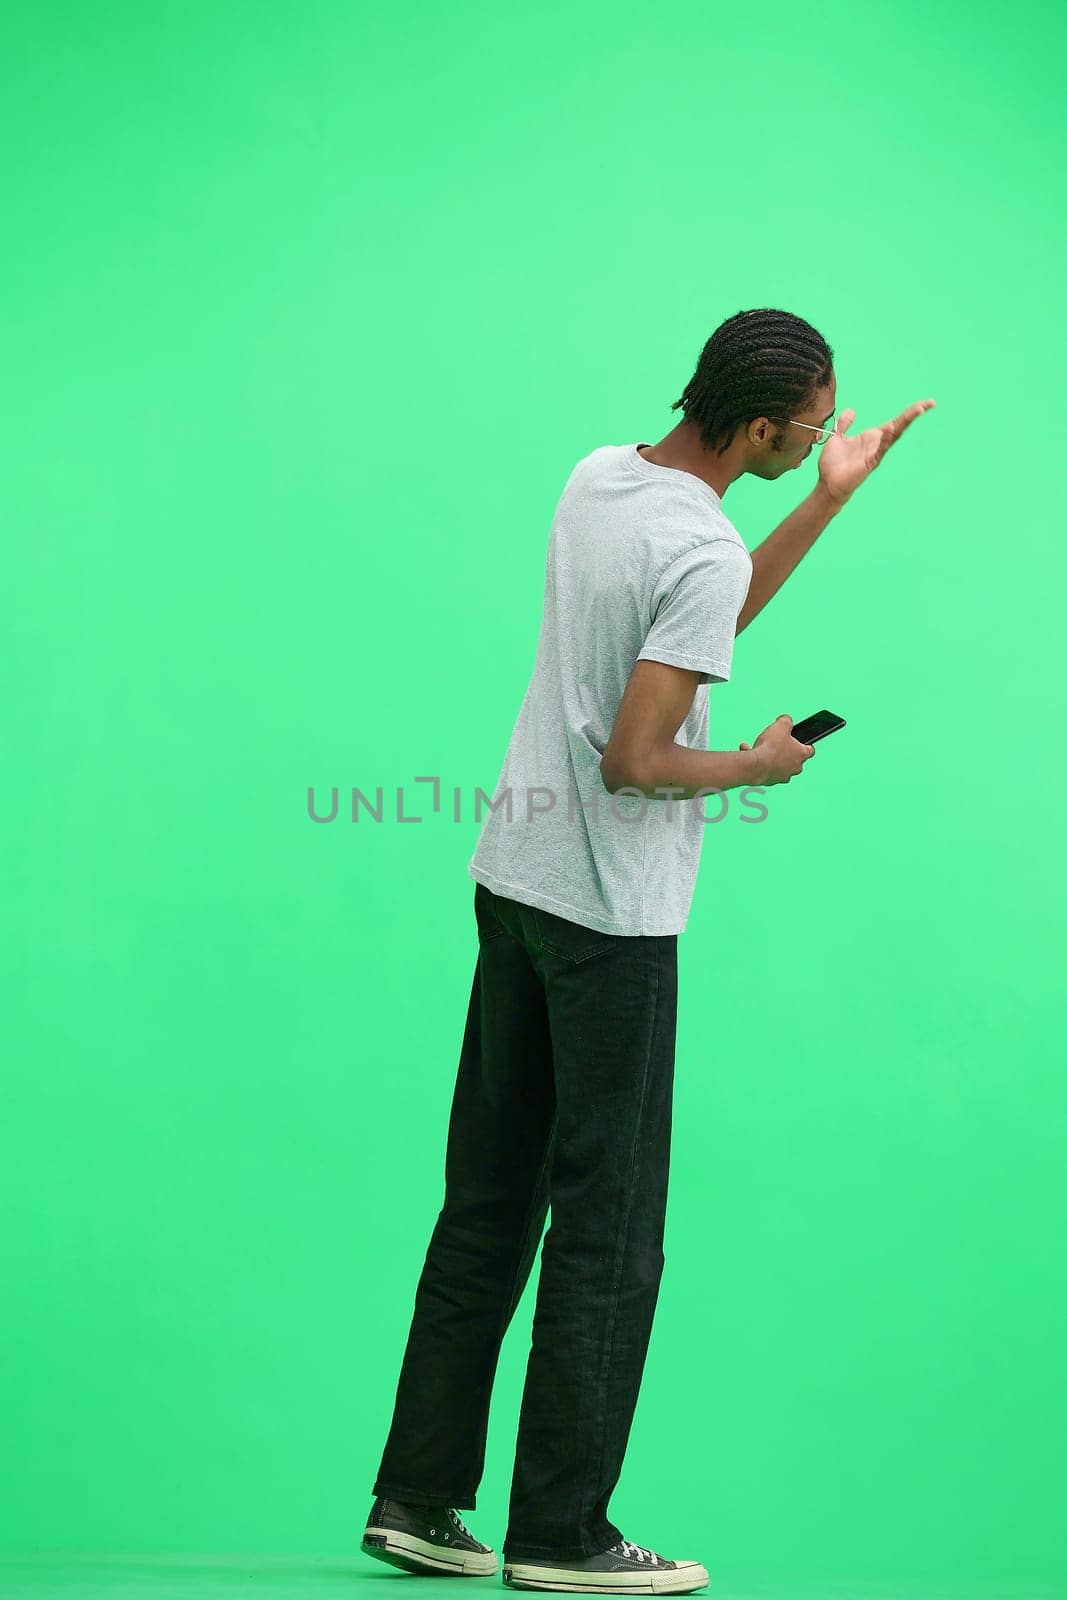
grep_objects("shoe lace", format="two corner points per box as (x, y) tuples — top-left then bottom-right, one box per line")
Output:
(447, 1507), (473, 1539)
(612, 1539), (662, 1565)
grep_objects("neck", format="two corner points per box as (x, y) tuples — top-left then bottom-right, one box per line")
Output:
(638, 420), (742, 499)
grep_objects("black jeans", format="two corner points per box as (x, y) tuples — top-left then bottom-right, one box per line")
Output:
(372, 881), (679, 1563)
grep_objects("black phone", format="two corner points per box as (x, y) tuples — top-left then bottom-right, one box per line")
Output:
(790, 709), (846, 746)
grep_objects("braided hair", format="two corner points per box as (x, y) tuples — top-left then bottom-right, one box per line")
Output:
(671, 308), (834, 457)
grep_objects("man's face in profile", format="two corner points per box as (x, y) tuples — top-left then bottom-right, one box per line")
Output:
(745, 373), (838, 480)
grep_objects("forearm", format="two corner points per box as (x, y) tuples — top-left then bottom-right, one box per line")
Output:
(604, 741), (764, 800)
(735, 481), (846, 635)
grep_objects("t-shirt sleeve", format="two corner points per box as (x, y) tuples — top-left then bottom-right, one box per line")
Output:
(636, 539), (752, 685)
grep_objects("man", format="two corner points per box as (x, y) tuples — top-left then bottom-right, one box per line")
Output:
(362, 308), (934, 1593)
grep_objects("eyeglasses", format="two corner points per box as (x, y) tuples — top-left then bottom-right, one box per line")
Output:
(778, 415), (837, 445)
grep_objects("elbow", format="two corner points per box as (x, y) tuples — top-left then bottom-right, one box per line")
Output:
(600, 748), (649, 796)
(600, 749), (625, 794)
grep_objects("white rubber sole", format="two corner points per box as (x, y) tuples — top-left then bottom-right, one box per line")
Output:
(501, 1558), (710, 1594)
(361, 1524), (497, 1576)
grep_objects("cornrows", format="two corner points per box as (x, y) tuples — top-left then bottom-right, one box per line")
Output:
(671, 307), (834, 457)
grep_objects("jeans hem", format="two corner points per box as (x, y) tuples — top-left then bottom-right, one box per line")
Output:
(372, 1481), (477, 1510)
(502, 1531), (621, 1563)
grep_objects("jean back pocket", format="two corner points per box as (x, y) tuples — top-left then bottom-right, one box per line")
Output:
(532, 904), (617, 964)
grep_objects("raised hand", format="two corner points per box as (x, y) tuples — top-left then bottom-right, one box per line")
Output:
(818, 398), (936, 507)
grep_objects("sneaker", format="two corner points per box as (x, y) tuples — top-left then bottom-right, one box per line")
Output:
(502, 1537), (709, 1594)
(361, 1495), (497, 1576)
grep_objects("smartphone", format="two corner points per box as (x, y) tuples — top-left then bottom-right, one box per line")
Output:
(790, 709), (846, 746)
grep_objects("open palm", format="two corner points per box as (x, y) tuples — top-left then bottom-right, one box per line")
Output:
(819, 398), (936, 505)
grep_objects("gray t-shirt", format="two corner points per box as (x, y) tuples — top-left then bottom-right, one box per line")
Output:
(467, 442), (753, 936)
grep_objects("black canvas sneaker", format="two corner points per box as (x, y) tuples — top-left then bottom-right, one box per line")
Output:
(361, 1495), (497, 1576)
(502, 1536), (709, 1593)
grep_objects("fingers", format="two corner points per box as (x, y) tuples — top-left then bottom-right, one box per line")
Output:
(894, 400), (930, 431)
(882, 397), (937, 443)
(835, 399), (934, 449)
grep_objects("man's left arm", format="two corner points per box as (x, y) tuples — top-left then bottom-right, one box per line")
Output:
(734, 397), (937, 638)
(735, 482), (842, 636)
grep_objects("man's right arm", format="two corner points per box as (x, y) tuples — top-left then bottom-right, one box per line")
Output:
(600, 659), (766, 799)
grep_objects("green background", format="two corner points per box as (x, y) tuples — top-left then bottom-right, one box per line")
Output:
(4, 0), (1065, 1595)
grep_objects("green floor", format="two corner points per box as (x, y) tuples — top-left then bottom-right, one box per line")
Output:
(0, 1562), (1062, 1600)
